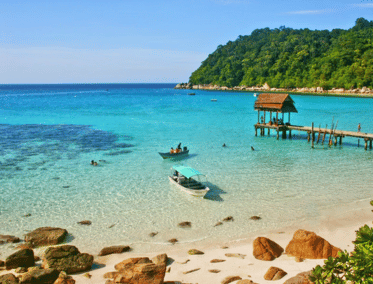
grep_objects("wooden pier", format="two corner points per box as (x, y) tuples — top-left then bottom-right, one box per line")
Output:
(255, 123), (373, 150)
(254, 93), (372, 150)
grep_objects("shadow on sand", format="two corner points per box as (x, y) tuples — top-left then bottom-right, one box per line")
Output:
(203, 182), (226, 202)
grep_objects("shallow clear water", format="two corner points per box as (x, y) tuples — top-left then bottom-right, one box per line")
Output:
(0, 84), (372, 256)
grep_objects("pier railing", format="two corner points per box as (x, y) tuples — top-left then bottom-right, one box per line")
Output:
(254, 123), (373, 150)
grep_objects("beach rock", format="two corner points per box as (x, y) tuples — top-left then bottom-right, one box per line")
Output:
(113, 262), (166, 284)
(24, 214), (32, 218)
(19, 268), (59, 284)
(237, 280), (257, 284)
(221, 276), (242, 284)
(151, 254), (168, 266)
(209, 269), (221, 273)
(225, 253), (245, 259)
(5, 249), (35, 269)
(183, 268), (200, 274)
(188, 249), (204, 255)
(98, 245), (131, 256)
(253, 237), (284, 261)
(250, 216), (261, 220)
(114, 257), (151, 271)
(178, 221), (191, 228)
(285, 229), (341, 259)
(42, 245), (93, 274)
(0, 273), (19, 284)
(264, 266), (287, 280)
(16, 244), (33, 250)
(24, 227), (68, 247)
(149, 232), (158, 237)
(0, 260), (4, 267)
(295, 256), (304, 262)
(214, 222), (223, 227)
(223, 216), (234, 222)
(283, 270), (314, 284)
(0, 235), (20, 244)
(210, 259), (225, 263)
(77, 220), (91, 226)
(168, 238), (178, 244)
(53, 271), (75, 284)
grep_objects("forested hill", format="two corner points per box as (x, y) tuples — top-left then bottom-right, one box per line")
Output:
(189, 18), (373, 90)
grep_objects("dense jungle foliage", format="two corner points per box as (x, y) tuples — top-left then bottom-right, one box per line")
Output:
(189, 18), (373, 89)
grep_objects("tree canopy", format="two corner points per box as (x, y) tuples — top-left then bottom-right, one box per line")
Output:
(189, 18), (373, 90)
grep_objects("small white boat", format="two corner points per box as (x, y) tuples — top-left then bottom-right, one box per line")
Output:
(169, 165), (210, 197)
(253, 93), (257, 97)
(211, 99), (217, 102)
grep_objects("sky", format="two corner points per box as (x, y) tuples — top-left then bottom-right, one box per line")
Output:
(0, 0), (373, 84)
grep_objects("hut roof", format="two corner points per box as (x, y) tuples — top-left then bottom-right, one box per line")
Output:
(254, 93), (297, 113)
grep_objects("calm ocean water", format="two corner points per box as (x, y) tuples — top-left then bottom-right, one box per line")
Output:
(0, 84), (372, 256)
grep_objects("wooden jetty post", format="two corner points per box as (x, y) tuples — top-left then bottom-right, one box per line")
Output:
(311, 122), (314, 148)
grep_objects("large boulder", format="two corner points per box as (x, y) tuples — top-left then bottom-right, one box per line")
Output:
(285, 229), (341, 259)
(42, 245), (93, 274)
(283, 270), (314, 284)
(0, 273), (19, 284)
(19, 268), (59, 284)
(253, 237), (284, 261)
(107, 256), (166, 284)
(5, 249), (35, 269)
(24, 227), (68, 247)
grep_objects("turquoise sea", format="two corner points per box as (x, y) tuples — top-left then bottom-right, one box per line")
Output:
(1, 84), (372, 256)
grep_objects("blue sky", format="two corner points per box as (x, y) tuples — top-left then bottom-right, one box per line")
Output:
(1, 0), (372, 84)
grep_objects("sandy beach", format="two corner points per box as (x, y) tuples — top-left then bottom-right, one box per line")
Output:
(2, 199), (371, 284)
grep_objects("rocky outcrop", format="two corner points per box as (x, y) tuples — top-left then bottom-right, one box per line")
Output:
(0, 273), (19, 284)
(42, 245), (93, 274)
(283, 270), (314, 284)
(24, 227), (68, 247)
(253, 237), (284, 261)
(98, 245), (131, 256)
(174, 83), (373, 96)
(0, 235), (20, 244)
(151, 254), (168, 266)
(5, 249), (35, 269)
(19, 268), (59, 284)
(285, 229), (341, 259)
(106, 255), (166, 284)
(263, 266), (287, 280)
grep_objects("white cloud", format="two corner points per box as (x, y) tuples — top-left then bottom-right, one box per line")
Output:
(352, 3), (373, 8)
(286, 9), (332, 15)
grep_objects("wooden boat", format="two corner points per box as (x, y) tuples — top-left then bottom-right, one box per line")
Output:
(169, 165), (210, 197)
(159, 146), (189, 159)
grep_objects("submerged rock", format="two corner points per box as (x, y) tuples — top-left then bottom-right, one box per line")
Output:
(188, 249), (204, 255)
(0, 235), (20, 244)
(178, 221), (191, 228)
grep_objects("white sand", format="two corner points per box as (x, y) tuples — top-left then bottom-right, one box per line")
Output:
(2, 200), (372, 284)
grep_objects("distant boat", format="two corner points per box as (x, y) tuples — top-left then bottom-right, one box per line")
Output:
(159, 145), (189, 159)
(169, 165), (210, 197)
(188, 93), (196, 96)
(211, 99), (217, 102)
(253, 93), (257, 97)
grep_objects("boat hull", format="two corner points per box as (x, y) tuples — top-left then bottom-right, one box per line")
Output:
(168, 176), (210, 197)
(159, 150), (189, 159)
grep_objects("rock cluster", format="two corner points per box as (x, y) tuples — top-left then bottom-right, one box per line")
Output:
(104, 255), (167, 284)
(175, 83), (373, 96)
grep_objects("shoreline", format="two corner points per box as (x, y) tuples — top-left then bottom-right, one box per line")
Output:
(175, 83), (373, 98)
(2, 199), (372, 283)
